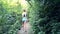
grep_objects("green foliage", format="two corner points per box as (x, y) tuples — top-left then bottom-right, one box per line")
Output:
(0, 0), (22, 34)
(0, 0), (60, 34)
(27, 0), (60, 34)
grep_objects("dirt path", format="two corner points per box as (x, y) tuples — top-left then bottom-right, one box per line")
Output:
(17, 23), (31, 34)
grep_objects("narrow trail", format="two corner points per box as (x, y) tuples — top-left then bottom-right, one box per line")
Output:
(17, 22), (31, 34)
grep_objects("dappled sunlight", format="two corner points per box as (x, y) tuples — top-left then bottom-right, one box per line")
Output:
(0, 0), (60, 34)
(2, 0), (29, 14)
(20, 0), (28, 9)
(7, 0), (28, 11)
(7, 0), (19, 6)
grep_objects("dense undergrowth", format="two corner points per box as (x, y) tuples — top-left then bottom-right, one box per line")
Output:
(0, 0), (60, 34)
(27, 0), (60, 34)
(0, 0), (22, 34)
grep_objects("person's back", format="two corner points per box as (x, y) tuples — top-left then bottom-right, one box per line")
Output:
(22, 10), (28, 32)
(22, 10), (27, 17)
(22, 10), (27, 25)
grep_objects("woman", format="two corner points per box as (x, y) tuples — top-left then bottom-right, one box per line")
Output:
(22, 10), (27, 27)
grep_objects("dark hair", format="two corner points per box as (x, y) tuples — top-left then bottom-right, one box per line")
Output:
(23, 10), (26, 12)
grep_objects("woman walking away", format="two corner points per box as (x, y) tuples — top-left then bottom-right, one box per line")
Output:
(22, 10), (27, 27)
